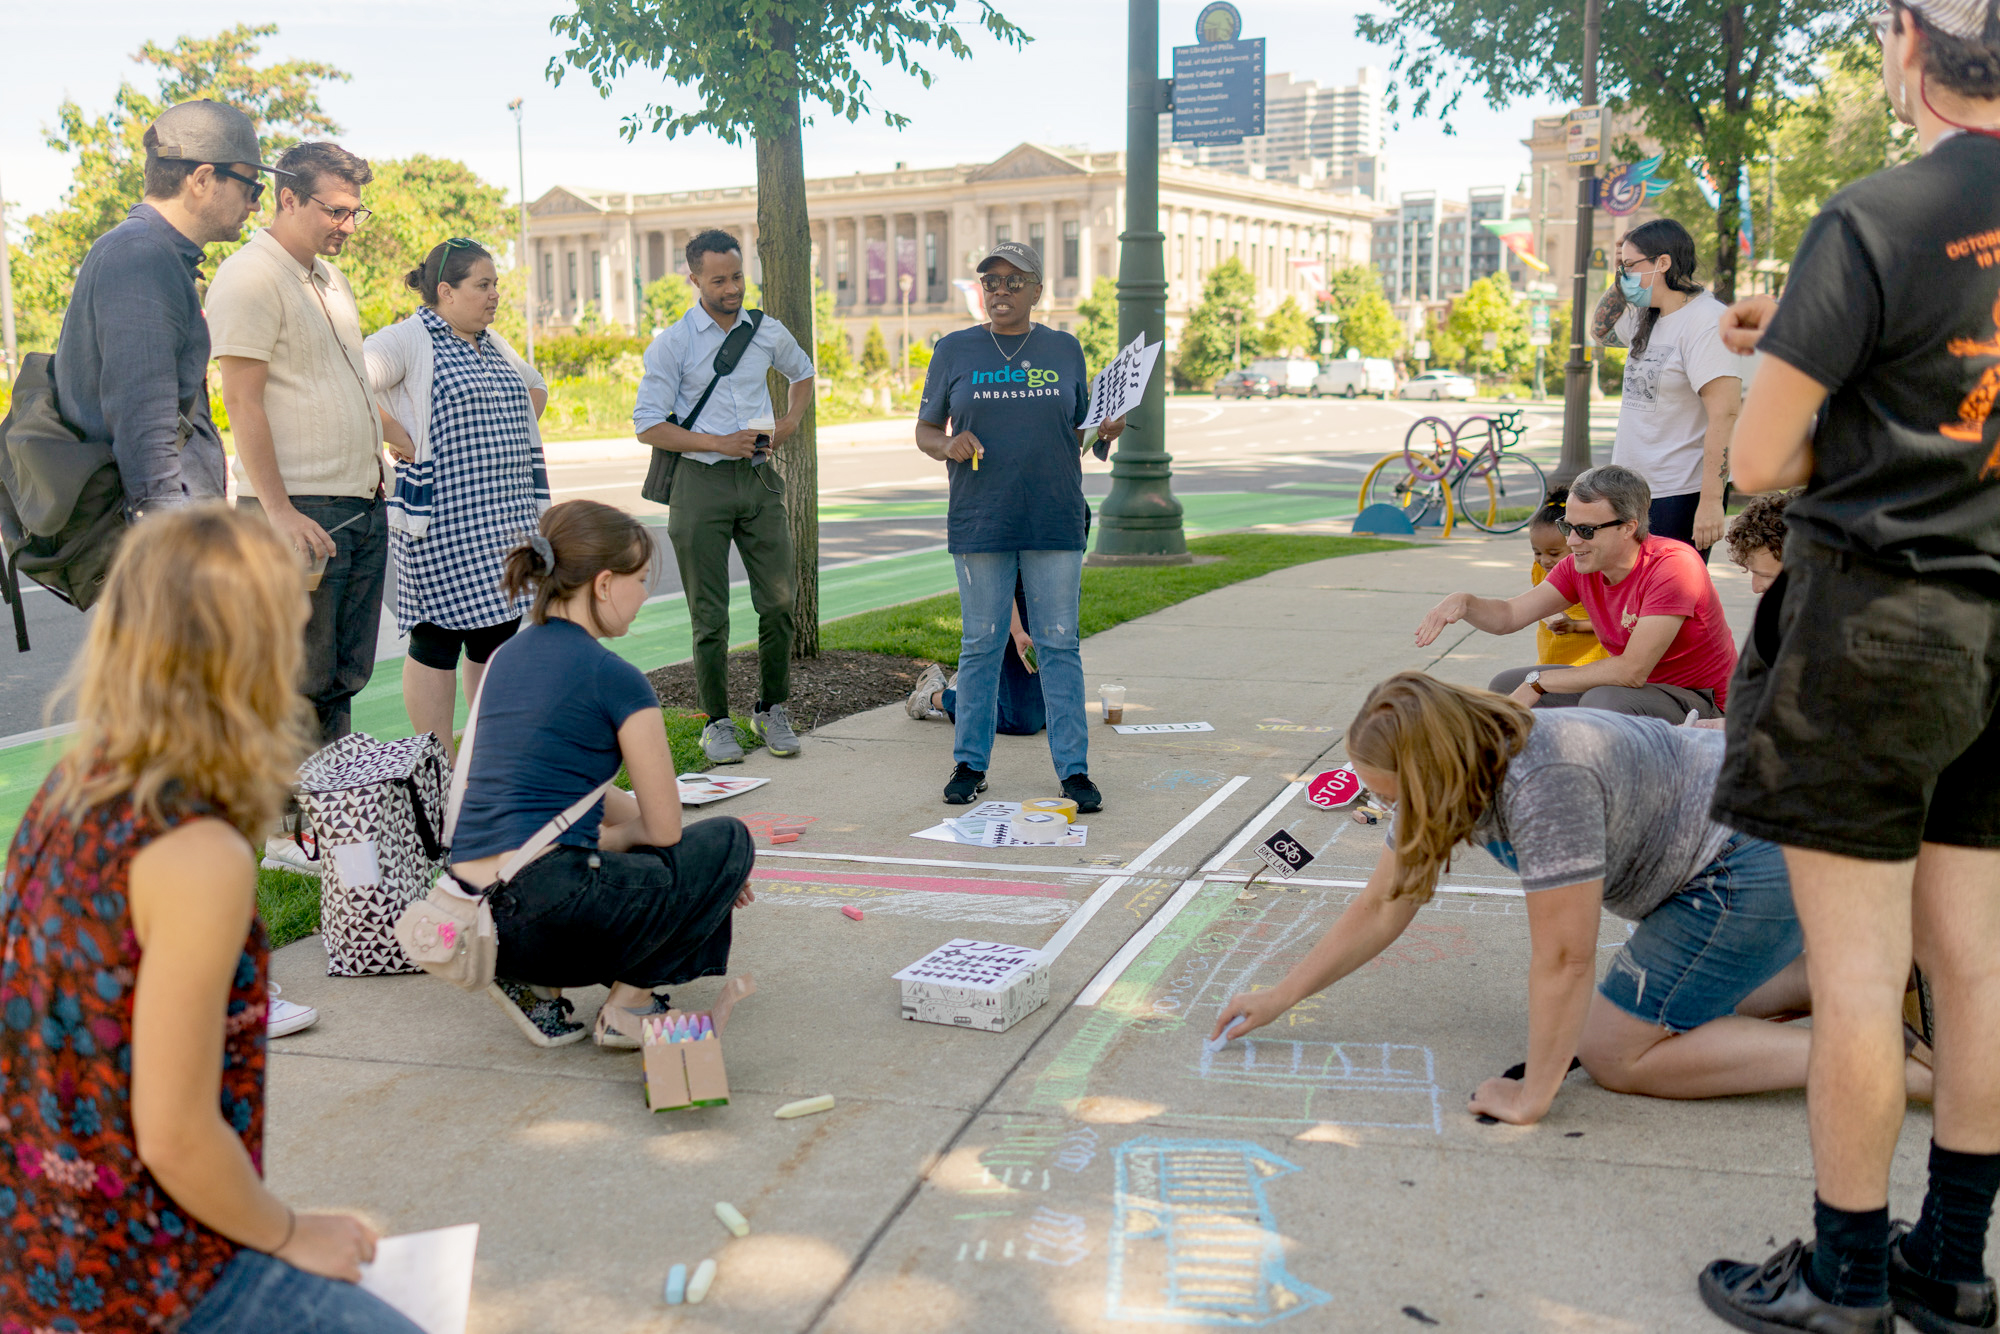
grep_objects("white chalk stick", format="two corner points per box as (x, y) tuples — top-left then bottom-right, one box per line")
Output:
(774, 1094), (836, 1119)
(714, 1201), (749, 1237)
(686, 1258), (717, 1304)
(1203, 1017), (1247, 1056)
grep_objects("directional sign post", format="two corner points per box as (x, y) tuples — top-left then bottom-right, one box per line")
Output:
(1171, 38), (1266, 146)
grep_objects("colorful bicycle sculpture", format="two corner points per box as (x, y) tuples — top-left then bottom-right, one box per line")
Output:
(1357, 409), (1549, 537)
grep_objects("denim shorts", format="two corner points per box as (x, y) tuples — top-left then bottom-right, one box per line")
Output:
(180, 1249), (422, 1334)
(1596, 833), (1802, 1034)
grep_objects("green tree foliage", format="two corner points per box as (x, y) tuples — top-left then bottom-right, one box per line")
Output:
(642, 273), (694, 334)
(1356, 0), (1857, 301)
(814, 285), (853, 378)
(1324, 265), (1403, 359)
(1444, 272), (1528, 377)
(1174, 257), (1256, 389)
(1257, 295), (1314, 359)
(11, 24), (345, 351)
(549, 0), (1029, 657)
(1074, 275), (1120, 380)
(1417, 312), (1465, 371)
(860, 321), (892, 375)
(339, 155), (511, 333)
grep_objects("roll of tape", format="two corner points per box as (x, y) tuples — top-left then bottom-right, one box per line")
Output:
(1021, 797), (1078, 823)
(1009, 812), (1067, 844)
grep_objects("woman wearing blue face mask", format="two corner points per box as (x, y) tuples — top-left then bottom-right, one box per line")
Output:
(1588, 218), (1745, 558)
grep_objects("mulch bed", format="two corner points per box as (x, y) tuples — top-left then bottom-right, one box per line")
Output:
(646, 649), (936, 732)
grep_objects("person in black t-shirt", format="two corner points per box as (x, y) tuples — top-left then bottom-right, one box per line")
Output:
(1697, 2), (2000, 1331)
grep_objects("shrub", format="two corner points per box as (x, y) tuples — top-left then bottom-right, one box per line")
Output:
(535, 331), (648, 380)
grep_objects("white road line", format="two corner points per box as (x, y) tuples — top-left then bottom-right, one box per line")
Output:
(1204, 871), (1525, 897)
(755, 851), (1097, 877)
(1073, 781), (1306, 1007)
(1034, 775), (1252, 965)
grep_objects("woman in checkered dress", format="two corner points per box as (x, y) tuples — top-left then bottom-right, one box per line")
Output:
(366, 240), (549, 759)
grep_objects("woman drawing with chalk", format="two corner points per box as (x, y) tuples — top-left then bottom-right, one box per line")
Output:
(1212, 672), (1935, 1125)
(446, 500), (756, 1049)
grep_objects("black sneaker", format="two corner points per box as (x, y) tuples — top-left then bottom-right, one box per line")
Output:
(943, 763), (988, 805)
(1698, 1239), (1895, 1334)
(487, 978), (588, 1048)
(1889, 1222), (1998, 1334)
(1060, 772), (1103, 815)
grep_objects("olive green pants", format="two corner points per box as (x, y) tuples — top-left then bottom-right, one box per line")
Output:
(664, 457), (794, 721)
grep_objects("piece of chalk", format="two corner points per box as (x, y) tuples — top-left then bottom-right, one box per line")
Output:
(664, 1263), (687, 1305)
(771, 833), (800, 844)
(1203, 1017), (1248, 1056)
(841, 905), (864, 921)
(775, 1094), (836, 1119)
(687, 1257), (718, 1304)
(714, 1201), (750, 1237)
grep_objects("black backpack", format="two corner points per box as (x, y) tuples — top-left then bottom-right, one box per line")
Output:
(639, 309), (765, 506)
(0, 353), (130, 651)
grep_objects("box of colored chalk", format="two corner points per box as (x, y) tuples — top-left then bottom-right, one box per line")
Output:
(892, 939), (1049, 1033)
(643, 975), (756, 1112)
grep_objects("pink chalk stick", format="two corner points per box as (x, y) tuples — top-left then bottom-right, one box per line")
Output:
(770, 833), (800, 844)
(841, 906), (864, 921)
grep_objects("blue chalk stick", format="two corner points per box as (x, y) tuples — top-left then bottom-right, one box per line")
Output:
(665, 1263), (687, 1304)
(1203, 1017), (1248, 1055)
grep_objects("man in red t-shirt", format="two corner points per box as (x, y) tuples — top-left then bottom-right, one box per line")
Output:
(1416, 465), (1737, 720)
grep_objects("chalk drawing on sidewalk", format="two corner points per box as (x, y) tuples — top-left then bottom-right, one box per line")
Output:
(1196, 1038), (1443, 1134)
(1107, 1137), (1331, 1326)
(955, 1206), (1094, 1268)
(1140, 768), (1229, 792)
(753, 885), (1078, 925)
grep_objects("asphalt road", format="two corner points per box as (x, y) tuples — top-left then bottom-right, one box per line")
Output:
(0, 394), (1563, 740)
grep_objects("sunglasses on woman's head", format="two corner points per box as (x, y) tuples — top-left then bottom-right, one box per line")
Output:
(1556, 517), (1633, 540)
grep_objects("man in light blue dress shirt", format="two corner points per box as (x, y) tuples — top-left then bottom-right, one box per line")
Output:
(634, 229), (816, 764)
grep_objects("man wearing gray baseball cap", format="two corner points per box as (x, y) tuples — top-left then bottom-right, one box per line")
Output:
(1696, 1), (2000, 1332)
(53, 99), (288, 519)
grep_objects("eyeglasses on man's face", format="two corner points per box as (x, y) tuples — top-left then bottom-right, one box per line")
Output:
(1870, 8), (1894, 43)
(210, 164), (265, 202)
(307, 194), (372, 226)
(1556, 517), (1633, 541)
(979, 273), (1039, 293)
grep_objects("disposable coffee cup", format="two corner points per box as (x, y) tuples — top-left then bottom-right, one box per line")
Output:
(303, 548), (329, 592)
(748, 414), (776, 457)
(1100, 684), (1127, 725)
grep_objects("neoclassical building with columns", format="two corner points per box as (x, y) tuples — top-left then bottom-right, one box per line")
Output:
(525, 143), (1384, 357)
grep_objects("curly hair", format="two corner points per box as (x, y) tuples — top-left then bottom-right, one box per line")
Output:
(1726, 492), (1793, 565)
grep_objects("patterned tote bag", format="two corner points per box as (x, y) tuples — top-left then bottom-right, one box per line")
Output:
(296, 732), (451, 976)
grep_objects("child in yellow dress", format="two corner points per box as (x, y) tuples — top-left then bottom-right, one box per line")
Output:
(1529, 487), (1608, 666)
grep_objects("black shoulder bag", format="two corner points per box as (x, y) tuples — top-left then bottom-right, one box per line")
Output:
(640, 309), (766, 507)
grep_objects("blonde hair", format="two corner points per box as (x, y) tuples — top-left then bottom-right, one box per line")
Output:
(51, 504), (316, 841)
(1345, 672), (1534, 902)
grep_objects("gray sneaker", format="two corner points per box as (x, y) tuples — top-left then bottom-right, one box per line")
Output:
(701, 718), (746, 765)
(907, 663), (948, 720)
(752, 703), (801, 757)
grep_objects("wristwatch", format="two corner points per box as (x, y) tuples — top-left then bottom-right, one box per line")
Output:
(1523, 670), (1547, 696)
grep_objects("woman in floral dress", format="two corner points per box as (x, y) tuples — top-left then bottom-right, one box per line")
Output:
(0, 506), (420, 1333)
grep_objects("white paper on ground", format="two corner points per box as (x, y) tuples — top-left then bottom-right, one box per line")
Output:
(327, 840), (380, 888)
(1111, 721), (1214, 735)
(356, 1223), (479, 1334)
(912, 821), (1087, 847)
(678, 774), (771, 806)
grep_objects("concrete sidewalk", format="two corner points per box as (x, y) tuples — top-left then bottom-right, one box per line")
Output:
(263, 535), (1958, 1334)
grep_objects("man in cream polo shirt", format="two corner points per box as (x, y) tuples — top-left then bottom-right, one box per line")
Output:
(210, 140), (386, 745)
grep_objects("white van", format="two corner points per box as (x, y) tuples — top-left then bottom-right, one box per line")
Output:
(1311, 358), (1397, 399)
(1245, 358), (1319, 397)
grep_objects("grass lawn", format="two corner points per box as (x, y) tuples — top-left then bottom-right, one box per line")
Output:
(256, 530), (1403, 949)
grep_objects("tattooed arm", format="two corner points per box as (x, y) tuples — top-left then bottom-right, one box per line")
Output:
(1591, 284), (1629, 347)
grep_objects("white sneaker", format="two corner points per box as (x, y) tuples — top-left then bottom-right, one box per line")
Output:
(261, 837), (317, 876)
(266, 982), (318, 1037)
(907, 663), (948, 721)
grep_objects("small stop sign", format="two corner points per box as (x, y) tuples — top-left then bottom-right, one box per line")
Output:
(1306, 768), (1362, 809)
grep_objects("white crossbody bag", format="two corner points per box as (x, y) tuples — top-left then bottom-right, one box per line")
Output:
(392, 645), (613, 990)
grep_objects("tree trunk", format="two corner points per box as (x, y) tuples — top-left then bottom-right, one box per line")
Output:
(755, 51), (819, 659)
(1711, 153), (1743, 304)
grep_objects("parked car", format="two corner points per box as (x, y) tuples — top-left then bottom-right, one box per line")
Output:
(1245, 358), (1319, 396)
(1399, 370), (1477, 401)
(1214, 370), (1281, 400)
(1311, 358), (1398, 399)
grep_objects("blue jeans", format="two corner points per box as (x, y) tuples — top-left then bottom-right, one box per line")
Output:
(1597, 833), (1802, 1034)
(951, 550), (1087, 777)
(181, 1249), (423, 1334)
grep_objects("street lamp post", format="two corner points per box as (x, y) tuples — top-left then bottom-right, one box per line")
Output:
(898, 271), (914, 389)
(1091, 0), (1190, 564)
(508, 99), (534, 364)
(1553, 0), (1603, 488)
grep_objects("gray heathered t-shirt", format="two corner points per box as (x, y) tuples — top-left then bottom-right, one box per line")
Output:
(1469, 710), (1734, 920)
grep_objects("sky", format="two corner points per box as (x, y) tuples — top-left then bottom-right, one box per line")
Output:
(1, 0), (1561, 227)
